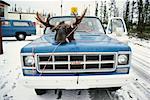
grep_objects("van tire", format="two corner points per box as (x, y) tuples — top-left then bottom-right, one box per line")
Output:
(16, 33), (26, 41)
(35, 89), (46, 95)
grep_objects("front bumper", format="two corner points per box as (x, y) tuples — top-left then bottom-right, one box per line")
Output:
(20, 74), (131, 89)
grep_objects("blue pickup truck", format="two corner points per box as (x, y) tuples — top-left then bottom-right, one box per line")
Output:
(20, 16), (131, 95)
(1, 19), (36, 40)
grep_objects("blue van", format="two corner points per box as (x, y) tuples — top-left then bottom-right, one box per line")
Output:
(1, 19), (36, 40)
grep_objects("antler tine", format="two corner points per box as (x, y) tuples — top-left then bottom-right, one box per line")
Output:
(36, 12), (46, 26)
(46, 13), (51, 22)
(46, 13), (55, 28)
(73, 8), (87, 25)
(36, 12), (54, 28)
(72, 12), (78, 20)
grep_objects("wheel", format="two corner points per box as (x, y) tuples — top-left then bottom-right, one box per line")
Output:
(35, 89), (47, 95)
(16, 33), (26, 41)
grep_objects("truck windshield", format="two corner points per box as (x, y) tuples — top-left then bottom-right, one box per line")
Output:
(49, 17), (105, 35)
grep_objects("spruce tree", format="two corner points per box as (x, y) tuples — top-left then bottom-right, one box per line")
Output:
(124, 0), (130, 30)
(137, 0), (144, 34)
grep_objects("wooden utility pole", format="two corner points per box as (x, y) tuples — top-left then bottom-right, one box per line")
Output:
(60, 0), (63, 16)
(0, 18), (3, 54)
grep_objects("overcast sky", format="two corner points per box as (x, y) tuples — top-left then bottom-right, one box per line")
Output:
(4, 0), (127, 16)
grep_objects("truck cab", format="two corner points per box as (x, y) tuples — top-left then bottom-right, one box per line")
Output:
(20, 16), (131, 95)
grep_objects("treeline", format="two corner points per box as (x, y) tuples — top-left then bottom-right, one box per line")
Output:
(124, 0), (150, 39)
(95, 0), (119, 25)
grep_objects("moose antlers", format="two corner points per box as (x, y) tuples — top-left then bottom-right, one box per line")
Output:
(36, 8), (87, 29)
(36, 12), (54, 28)
(36, 8), (87, 43)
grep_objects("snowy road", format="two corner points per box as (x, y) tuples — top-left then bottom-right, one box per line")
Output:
(0, 37), (150, 100)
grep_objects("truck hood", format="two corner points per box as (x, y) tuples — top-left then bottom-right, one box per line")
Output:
(21, 33), (131, 53)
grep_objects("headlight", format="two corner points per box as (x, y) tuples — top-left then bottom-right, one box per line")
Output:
(24, 56), (35, 66)
(118, 54), (128, 65)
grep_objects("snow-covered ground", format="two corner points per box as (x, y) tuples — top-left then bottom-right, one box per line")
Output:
(129, 37), (150, 49)
(0, 36), (150, 100)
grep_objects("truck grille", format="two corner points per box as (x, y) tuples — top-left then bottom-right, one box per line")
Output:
(36, 52), (117, 73)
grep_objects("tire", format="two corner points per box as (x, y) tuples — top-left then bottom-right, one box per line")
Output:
(16, 33), (26, 41)
(35, 89), (47, 95)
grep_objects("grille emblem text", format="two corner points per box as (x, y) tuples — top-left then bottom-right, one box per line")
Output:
(71, 61), (81, 65)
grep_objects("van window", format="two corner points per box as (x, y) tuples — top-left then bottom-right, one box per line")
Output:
(13, 22), (30, 26)
(2, 21), (11, 26)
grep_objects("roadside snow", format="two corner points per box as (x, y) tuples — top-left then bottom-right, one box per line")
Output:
(129, 37), (150, 49)
(0, 41), (30, 100)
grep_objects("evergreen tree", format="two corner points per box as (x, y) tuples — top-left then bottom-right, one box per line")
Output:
(124, 0), (130, 30)
(99, 1), (103, 22)
(137, 0), (144, 34)
(144, 0), (149, 25)
(131, 0), (136, 29)
(95, 2), (98, 16)
(148, 2), (150, 24)
(109, 0), (118, 17)
(103, 1), (107, 23)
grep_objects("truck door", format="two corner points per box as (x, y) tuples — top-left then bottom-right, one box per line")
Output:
(106, 17), (129, 43)
(1, 20), (13, 37)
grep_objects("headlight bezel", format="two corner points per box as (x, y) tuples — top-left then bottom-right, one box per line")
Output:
(23, 55), (35, 66)
(118, 54), (129, 65)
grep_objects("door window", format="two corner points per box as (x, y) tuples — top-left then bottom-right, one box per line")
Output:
(108, 19), (125, 33)
(13, 22), (30, 26)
